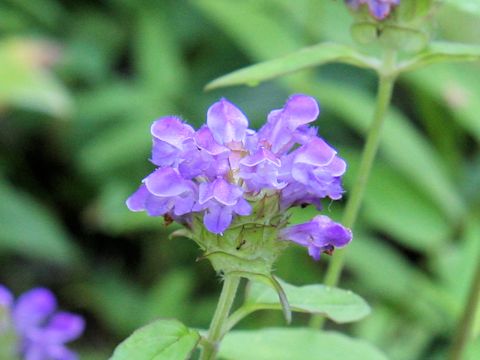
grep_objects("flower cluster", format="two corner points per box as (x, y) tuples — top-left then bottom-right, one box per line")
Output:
(346, 0), (400, 20)
(127, 94), (351, 260)
(0, 285), (84, 360)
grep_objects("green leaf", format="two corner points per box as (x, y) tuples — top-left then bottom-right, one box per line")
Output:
(443, 0), (480, 16)
(0, 38), (72, 117)
(219, 328), (388, 360)
(110, 319), (200, 360)
(0, 179), (79, 265)
(206, 43), (377, 90)
(399, 42), (480, 73)
(194, 0), (302, 60)
(243, 278), (370, 323)
(345, 152), (451, 251)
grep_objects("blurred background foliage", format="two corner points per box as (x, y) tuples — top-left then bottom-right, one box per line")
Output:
(0, 0), (479, 359)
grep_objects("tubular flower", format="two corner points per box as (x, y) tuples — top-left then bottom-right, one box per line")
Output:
(280, 216), (352, 261)
(346, 0), (400, 20)
(0, 285), (84, 360)
(127, 95), (351, 261)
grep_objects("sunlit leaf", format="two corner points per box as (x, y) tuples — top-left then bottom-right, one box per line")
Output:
(219, 328), (388, 360)
(443, 0), (480, 16)
(110, 319), (200, 360)
(243, 278), (370, 323)
(206, 43), (377, 90)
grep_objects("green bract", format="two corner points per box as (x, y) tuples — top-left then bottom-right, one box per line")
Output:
(187, 194), (289, 276)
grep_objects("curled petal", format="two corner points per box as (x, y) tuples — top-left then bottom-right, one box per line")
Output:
(207, 98), (249, 144)
(145, 168), (190, 197)
(151, 116), (194, 149)
(293, 138), (337, 167)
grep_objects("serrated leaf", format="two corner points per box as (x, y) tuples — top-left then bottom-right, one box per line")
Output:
(244, 278), (370, 323)
(399, 42), (480, 73)
(219, 328), (388, 360)
(206, 43), (377, 90)
(0, 179), (79, 265)
(110, 319), (200, 360)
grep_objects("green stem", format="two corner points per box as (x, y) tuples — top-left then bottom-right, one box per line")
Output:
(200, 275), (241, 360)
(449, 250), (480, 360)
(310, 50), (397, 328)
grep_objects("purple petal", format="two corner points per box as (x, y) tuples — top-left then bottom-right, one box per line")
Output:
(13, 288), (56, 333)
(240, 147), (280, 167)
(144, 195), (172, 216)
(0, 285), (13, 308)
(293, 138), (337, 167)
(126, 184), (149, 212)
(207, 98), (248, 144)
(39, 312), (85, 344)
(281, 94), (320, 130)
(203, 204), (233, 234)
(233, 198), (252, 216)
(212, 178), (243, 206)
(150, 116), (194, 149)
(195, 126), (230, 155)
(144, 168), (190, 197)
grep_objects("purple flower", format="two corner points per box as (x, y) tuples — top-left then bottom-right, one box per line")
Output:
(280, 216), (352, 260)
(127, 94), (351, 258)
(127, 167), (197, 217)
(346, 0), (400, 19)
(0, 285), (84, 360)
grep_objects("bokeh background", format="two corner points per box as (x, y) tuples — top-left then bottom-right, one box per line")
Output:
(1, 0), (479, 359)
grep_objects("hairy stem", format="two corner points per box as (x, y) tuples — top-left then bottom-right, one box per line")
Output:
(200, 275), (241, 360)
(310, 50), (397, 328)
(449, 249), (480, 360)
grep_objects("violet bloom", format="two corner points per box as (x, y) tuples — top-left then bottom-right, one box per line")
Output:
(127, 94), (351, 259)
(0, 285), (84, 360)
(280, 216), (352, 260)
(346, 0), (400, 19)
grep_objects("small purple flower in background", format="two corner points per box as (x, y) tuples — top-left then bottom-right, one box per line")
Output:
(127, 94), (352, 259)
(0, 285), (84, 360)
(346, 0), (400, 20)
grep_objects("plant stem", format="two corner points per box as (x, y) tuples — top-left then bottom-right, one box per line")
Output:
(200, 275), (241, 360)
(310, 50), (397, 328)
(449, 250), (480, 360)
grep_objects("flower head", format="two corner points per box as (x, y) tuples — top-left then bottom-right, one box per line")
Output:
(0, 285), (84, 360)
(127, 95), (351, 261)
(346, 0), (400, 20)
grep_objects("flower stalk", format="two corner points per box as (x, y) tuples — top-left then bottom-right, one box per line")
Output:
(310, 50), (397, 328)
(200, 275), (241, 360)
